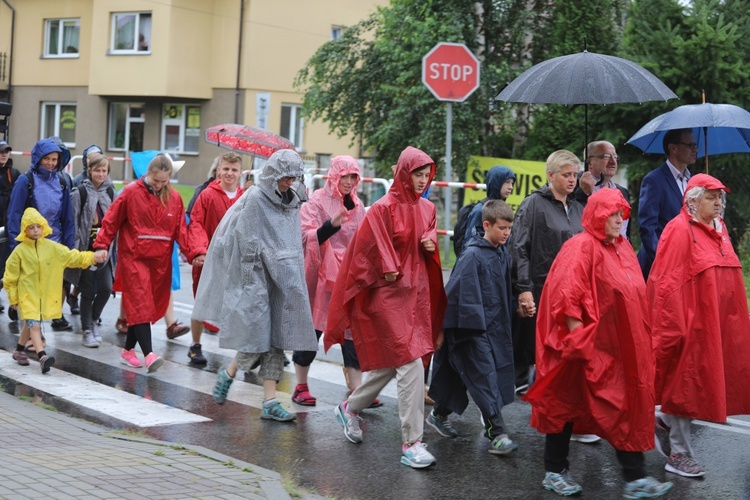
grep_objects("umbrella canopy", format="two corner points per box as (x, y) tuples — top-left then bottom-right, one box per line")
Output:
(496, 50), (677, 160)
(496, 51), (676, 105)
(204, 124), (295, 159)
(626, 103), (750, 158)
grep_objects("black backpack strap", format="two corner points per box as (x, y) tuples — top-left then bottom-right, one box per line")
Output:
(25, 173), (34, 208)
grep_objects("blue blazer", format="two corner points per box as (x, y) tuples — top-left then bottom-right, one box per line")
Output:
(637, 162), (684, 279)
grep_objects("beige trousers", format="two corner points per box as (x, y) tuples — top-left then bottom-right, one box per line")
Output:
(347, 357), (424, 445)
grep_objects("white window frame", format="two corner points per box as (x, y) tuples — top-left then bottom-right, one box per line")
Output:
(281, 103), (304, 151)
(40, 102), (77, 148)
(110, 12), (152, 54)
(44, 18), (80, 58)
(160, 104), (201, 155)
(108, 102), (145, 151)
(331, 25), (343, 41)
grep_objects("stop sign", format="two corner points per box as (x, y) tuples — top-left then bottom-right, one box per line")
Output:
(422, 42), (481, 102)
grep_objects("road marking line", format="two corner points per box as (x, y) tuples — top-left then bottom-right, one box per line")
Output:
(0, 351), (211, 427)
(693, 419), (750, 436)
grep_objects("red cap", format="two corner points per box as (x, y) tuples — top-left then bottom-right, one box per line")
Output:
(685, 173), (730, 194)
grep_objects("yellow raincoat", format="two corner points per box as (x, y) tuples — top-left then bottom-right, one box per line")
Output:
(3, 208), (96, 321)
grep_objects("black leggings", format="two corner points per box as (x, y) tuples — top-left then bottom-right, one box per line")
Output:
(125, 323), (153, 356)
(78, 262), (113, 331)
(544, 422), (646, 482)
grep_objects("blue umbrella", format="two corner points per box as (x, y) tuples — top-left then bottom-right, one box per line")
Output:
(626, 103), (750, 171)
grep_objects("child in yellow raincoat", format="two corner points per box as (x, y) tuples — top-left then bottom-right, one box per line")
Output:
(4, 207), (105, 373)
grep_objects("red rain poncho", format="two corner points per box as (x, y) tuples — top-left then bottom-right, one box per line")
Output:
(324, 146), (447, 371)
(94, 179), (189, 325)
(648, 174), (750, 422)
(301, 156), (365, 331)
(525, 189), (655, 451)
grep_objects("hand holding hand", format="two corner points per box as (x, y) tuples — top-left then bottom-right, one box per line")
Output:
(421, 238), (436, 253)
(193, 254), (206, 267)
(94, 249), (108, 264)
(518, 291), (536, 318)
(384, 271), (399, 282)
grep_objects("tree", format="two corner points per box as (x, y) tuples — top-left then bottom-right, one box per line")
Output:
(295, 0), (531, 178)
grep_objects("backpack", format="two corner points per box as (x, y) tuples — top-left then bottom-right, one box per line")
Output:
(452, 199), (484, 257)
(25, 170), (72, 208)
(75, 184), (116, 208)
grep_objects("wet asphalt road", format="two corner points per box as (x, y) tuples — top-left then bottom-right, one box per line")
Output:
(1, 263), (749, 499)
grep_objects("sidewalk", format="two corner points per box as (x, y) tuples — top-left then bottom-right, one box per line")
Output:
(0, 392), (311, 500)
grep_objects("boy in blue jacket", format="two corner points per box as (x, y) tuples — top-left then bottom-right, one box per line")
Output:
(427, 200), (519, 454)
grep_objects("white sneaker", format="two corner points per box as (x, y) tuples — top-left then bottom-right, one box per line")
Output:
(92, 323), (103, 343)
(82, 330), (100, 348)
(570, 434), (601, 444)
(400, 441), (436, 469)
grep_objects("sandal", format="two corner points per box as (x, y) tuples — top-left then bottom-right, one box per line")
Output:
(292, 384), (317, 406)
(115, 317), (128, 333)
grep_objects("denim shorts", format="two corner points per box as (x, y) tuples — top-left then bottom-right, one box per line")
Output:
(22, 318), (41, 328)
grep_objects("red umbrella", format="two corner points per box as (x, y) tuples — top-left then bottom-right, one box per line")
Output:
(204, 124), (295, 159)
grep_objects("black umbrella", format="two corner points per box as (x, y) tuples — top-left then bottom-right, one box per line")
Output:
(496, 50), (677, 161)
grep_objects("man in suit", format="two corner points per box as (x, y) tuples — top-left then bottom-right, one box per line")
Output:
(637, 128), (697, 279)
(575, 140), (631, 242)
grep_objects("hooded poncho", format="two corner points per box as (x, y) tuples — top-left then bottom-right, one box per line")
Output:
(462, 165), (516, 245)
(647, 174), (750, 422)
(524, 189), (655, 451)
(191, 150), (318, 353)
(301, 155), (365, 331)
(323, 146), (447, 371)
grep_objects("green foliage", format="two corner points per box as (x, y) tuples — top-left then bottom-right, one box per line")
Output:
(296, 0), (525, 178)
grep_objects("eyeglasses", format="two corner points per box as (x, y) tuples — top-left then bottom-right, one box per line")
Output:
(590, 154), (619, 161)
(678, 142), (698, 150)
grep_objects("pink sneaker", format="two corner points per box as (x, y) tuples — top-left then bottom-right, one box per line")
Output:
(145, 352), (164, 373)
(120, 349), (143, 368)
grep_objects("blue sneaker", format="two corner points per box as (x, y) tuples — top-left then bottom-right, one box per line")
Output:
(400, 441), (436, 469)
(488, 435), (519, 455)
(335, 402), (363, 443)
(213, 368), (233, 404)
(623, 476), (673, 499)
(426, 410), (458, 438)
(543, 469), (583, 496)
(261, 400), (296, 422)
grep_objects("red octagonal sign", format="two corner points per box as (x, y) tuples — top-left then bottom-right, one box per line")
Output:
(422, 42), (481, 102)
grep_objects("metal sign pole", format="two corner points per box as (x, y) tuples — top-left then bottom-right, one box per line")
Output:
(444, 101), (452, 260)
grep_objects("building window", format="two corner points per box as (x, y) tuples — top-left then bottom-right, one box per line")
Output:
(41, 103), (77, 147)
(110, 12), (152, 53)
(108, 103), (145, 151)
(281, 104), (304, 150)
(331, 25), (343, 41)
(44, 19), (80, 57)
(161, 104), (201, 154)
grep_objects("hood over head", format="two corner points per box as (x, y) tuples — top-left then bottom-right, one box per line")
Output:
(82, 144), (104, 173)
(47, 136), (71, 172)
(30, 139), (63, 172)
(581, 188), (631, 241)
(325, 155), (361, 199)
(259, 149), (306, 199)
(390, 146), (436, 203)
(486, 165), (516, 200)
(16, 207), (53, 242)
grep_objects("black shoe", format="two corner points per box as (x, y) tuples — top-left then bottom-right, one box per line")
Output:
(67, 295), (80, 315)
(8, 306), (18, 322)
(188, 343), (207, 365)
(40, 355), (55, 374)
(283, 354), (291, 366)
(51, 317), (73, 331)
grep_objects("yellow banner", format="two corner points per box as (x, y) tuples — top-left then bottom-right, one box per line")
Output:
(463, 156), (547, 212)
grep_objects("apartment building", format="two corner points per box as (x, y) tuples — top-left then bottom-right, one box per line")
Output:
(0, 0), (383, 184)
